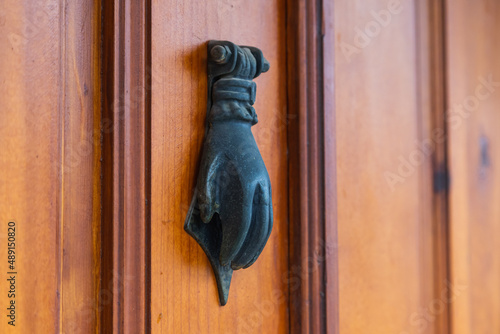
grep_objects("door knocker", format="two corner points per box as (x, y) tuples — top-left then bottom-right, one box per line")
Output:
(184, 40), (273, 305)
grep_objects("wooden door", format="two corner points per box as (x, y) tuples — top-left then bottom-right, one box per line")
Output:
(1, 1), (500, 334)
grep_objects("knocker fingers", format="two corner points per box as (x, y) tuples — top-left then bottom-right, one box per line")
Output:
(231, 181), (272, 270)
(243, 185), (273, 269)
(219, 189), (253, 267)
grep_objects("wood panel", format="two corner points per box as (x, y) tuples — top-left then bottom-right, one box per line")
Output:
(333, 1), (438, 333)
(0, 0), (101, 332)
(150, 1), (289, 333)
(445, 1), (500, 333)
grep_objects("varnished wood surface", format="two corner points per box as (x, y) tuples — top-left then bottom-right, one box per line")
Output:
(446, 1), (500, 333)
(101, 0), (150, 333)
(150, 1), (289, 333)
(286, 0), (339, 333)
(323, 0), (340, 333)
(415, 1), (451, 332)
(1, 1), (499, 333)
(334, 1), (437, 333)
(0, 0), (101, 333)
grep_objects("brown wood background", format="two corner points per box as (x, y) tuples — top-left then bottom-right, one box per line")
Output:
(446, 0), (500, 332)
(333, 1), (440, 333)
(0, 0), (101, 333)
(1, 1), (499, 333)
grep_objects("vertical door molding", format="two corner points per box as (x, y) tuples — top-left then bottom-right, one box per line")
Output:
(415, 1), (451, 333)
(286, 0), (339, 333)
(101, 0), (151, 332)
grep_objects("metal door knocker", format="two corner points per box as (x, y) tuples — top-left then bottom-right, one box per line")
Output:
(184, 40), (273, 305)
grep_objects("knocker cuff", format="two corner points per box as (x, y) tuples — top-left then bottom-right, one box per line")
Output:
(212, 78), (257, 105)
(209, 77), (258, 125)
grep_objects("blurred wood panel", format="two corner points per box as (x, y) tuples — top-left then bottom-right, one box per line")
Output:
(150, 1), (289, 333)
(323, 0), (340, 332)
(334, 1), (438, 333)
(446, 1), (500, 333)
(0, 0), (101, 333)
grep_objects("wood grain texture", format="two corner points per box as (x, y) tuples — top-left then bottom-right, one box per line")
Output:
(101, 0), (150, 333)
(286, 0), (339, 333)
(445, 1), (500, 333)
(150, 1), (289, 333)
(0, 0), (101, 333)
(323, 0), (340, 332)
(334, 1), (437, 333)
(415, 1), (451, 332)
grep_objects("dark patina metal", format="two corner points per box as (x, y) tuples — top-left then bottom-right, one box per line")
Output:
(184, 40), (272, 306)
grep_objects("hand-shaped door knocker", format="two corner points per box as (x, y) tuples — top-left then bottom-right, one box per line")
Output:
(184, 40), (272, 305)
